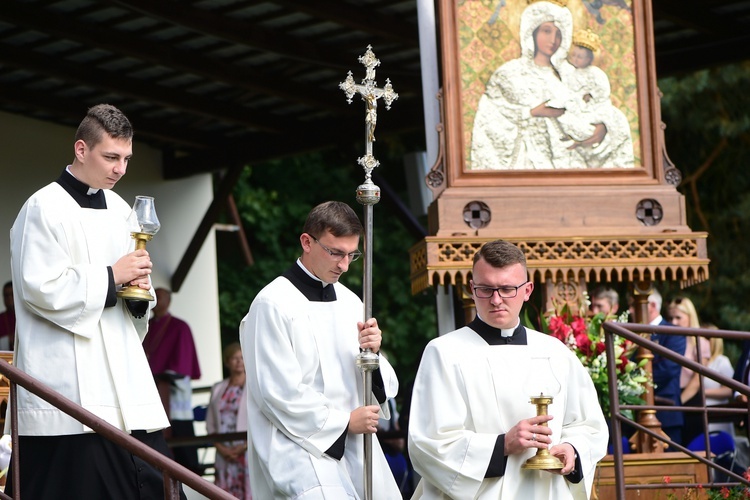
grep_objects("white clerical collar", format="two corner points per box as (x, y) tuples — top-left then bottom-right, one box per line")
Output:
(476, 315), (518, 337)
(65, 165), (100, 195)
(296, 259), (331, 287)
(650, 315), (663, 326)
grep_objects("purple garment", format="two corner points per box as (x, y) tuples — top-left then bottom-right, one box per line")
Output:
(0, 311), (15, 347)
(143, 314), (201, 379)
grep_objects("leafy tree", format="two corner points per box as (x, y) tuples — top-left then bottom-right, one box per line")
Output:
(658, 62), (750, 359)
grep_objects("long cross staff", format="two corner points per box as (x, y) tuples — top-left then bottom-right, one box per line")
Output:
(339, 45), (397, 500)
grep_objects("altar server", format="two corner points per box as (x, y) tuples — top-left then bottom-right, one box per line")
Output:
(8, 104), (180, 499)
(408, 239), (608, 499)
(240, 201), (401, 499)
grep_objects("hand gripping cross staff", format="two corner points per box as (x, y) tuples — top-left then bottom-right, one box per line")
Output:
(339, 45), (397, 500)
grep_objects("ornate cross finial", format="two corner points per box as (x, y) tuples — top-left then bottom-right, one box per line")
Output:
(339, 45), (398, 188)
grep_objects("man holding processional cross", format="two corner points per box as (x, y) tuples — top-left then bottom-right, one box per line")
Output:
(239, 47), (401, 499)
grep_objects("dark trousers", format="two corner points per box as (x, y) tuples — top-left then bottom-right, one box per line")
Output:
(6, 430), (187, 500)
(170, 419), (202, 474)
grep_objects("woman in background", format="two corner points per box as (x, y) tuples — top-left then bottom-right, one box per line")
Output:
(669, 297), (710, 391)
(682, 329), (736, 437)
(669, 297), (710, 445)
(206, 343), (250, 499)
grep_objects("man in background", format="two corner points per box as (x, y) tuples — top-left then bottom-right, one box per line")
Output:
(589, 285), (619, 317)
(645, 289), (686, 447)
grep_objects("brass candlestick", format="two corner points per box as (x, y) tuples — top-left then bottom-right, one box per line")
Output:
(522, 357), (563, 470)
(521, 393), (564, 470)
(117, 195), (160, 302)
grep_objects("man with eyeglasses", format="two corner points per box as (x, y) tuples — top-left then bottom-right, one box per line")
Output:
(240, 200), (401, 499)
(408, 239), (608, 500)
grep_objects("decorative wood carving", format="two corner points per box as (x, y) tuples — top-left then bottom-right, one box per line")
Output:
(411, 234), (709, 294)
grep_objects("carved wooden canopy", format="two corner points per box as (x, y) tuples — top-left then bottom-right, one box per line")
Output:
(410, 233), (709, 294)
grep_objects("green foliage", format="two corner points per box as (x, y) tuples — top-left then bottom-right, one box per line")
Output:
(658, 62), (750, 336)
(217, 149), (436, 385)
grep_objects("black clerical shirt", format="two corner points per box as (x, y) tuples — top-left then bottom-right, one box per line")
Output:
(57, 169), (107, 209)
(54, 169), (147, 315)
(467, 317), (583, 484)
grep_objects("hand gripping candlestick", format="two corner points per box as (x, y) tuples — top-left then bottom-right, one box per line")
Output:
(340, 45), (397, 500)
(117, 195), (160, 302)
(522, 357), (564, 470)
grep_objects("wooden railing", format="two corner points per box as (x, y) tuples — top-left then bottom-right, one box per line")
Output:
(0, 357), (235, 500)
(603, 322), (750, 500)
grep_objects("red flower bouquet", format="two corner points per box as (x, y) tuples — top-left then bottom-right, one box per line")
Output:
(535, 297), (651, 419)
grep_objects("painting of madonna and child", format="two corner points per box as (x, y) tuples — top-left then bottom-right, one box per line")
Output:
(466, 0), (638, 170)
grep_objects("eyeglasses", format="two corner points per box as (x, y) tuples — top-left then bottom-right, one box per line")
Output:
(471, 280), (529, 299)
(311, 236), (362, 262)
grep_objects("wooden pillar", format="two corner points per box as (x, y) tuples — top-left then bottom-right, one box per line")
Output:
(630, 280), (668, 454)
(460, 283), (476, 325)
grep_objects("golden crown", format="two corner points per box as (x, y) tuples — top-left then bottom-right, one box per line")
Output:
(572, 29), (601, 52)
(526, 0), (569, 7)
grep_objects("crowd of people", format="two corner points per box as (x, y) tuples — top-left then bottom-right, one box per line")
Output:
(588, 285), (743, 453)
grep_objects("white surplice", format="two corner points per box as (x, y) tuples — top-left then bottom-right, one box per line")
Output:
(240, 272), (401, 500)
(9, 182), (168, 435)
(408, 326), (608, 500)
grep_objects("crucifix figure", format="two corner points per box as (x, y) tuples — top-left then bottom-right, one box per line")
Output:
(339, 45), (398, 500)
(340, 45), (398, 182)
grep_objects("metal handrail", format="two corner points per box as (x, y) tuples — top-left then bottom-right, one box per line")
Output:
(0, 359), (235, 500)
(603, 322), (750, 500)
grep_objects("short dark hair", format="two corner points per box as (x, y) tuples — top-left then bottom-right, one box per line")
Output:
(302, 201), (363, 239)
(473, 240), (526, 270)
(2, 281), (10, 290)
(74, 104), (133, 149)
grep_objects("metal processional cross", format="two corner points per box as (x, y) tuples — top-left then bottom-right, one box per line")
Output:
(340, 45), (398, 193)
(339, 46), (397, 500)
